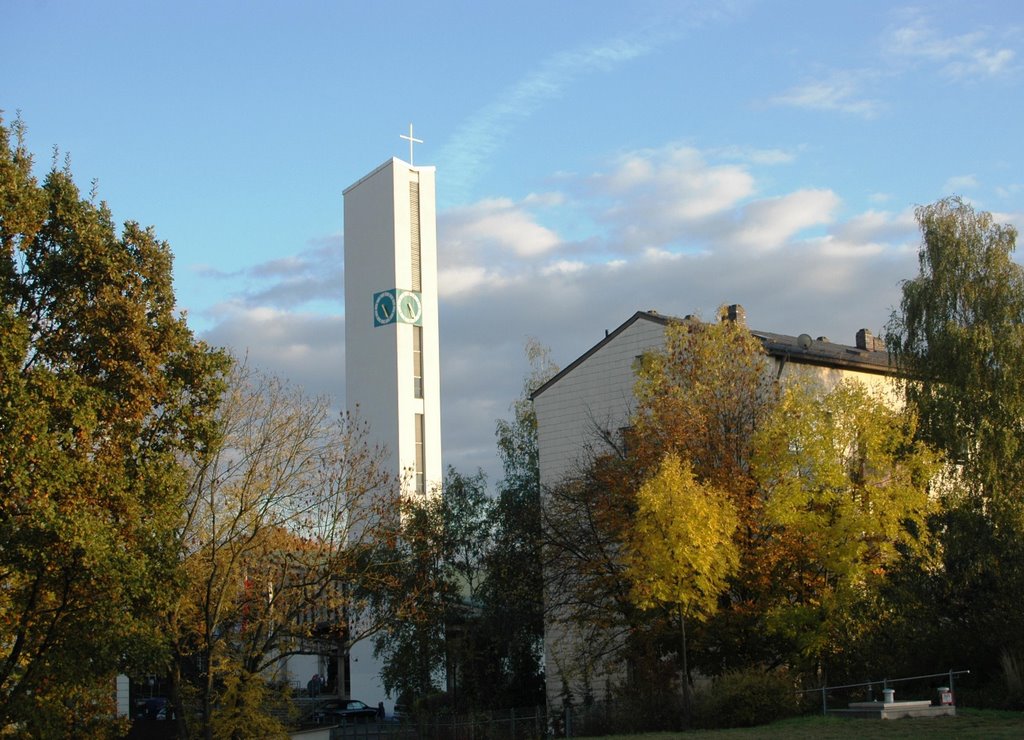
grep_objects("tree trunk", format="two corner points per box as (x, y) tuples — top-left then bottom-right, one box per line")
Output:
(679, 604), (691, 728)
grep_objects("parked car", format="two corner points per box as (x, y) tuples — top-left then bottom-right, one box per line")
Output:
(313, 699), (378, 724)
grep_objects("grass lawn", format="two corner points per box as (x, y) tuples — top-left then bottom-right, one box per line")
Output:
(578, 708), (1024, 739)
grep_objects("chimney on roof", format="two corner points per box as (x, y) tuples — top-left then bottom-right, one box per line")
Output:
(856, 328), (886, 352)
(720, 304), (746, 325)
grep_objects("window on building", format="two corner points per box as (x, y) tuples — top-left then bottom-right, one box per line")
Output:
(415, 413), (425, 495)
(413, 325), (423, 398)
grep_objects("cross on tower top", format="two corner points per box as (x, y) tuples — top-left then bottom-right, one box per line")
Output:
(400, 123), (423, 165)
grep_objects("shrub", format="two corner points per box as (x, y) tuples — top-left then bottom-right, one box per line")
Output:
(693, 667), (799, 729)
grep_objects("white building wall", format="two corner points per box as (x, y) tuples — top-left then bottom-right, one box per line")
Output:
(535, 318), (666, 489)
(778, 360), (898, 401)
(343, 158), (442, 499)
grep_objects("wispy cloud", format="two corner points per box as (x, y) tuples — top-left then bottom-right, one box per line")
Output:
(884, 12), (1018, 80)
(769, 12), (1018, 121)
(194, 235), (343, 311)
(714, 145), (797, 165)
(942, 174), (979, 193)
(769, 71), (881, 118)
(436, 34), (660, 204)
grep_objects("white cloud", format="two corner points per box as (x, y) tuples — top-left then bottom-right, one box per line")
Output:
(942, 174), (979, 192)
(831, 208), (918, 245)
(441, 197), (562, 259)
(884, 13), (1018, 80)
(732, 189), (841, 250)
(810, 235), (885, 258)
(769, 72), (881, 118)
(523, 191), (566, 207)
(438, 265), (503, 298)
(591, 145), (756, 249)
(600, 146), (755, 219)
(202, 303), (345, 403)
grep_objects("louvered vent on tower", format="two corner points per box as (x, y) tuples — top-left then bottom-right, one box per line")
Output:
(409, 180), (421, 291)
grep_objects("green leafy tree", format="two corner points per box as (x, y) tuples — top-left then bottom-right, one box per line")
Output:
(374, 467), (490, 710)
(373, 491), (450, 707)
(752, 380), (939, 674)
(377, 341), (555, 713)
(624, 453), (740, 720)
(0, 115), (229, 735)
(886, 196), (1024, 687)
(481, 339), (555, 708)
(888, 196), (1024, 526)
(542, 447), (643, 700)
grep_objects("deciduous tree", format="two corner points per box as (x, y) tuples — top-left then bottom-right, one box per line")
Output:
(170, 363), (408, 739)
(886, 196), (1024, 688)
(752, 380), (939, 674)
(632, 313), (776, 504)
(888, 196), (1024, 525)
(479, 338), (555, 708)
(631, 313), (780, 674)
(0, 115), (229, 735)
(624, 453), (739, 719)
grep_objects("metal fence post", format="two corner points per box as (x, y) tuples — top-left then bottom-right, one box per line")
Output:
(821, 686), (827, 715)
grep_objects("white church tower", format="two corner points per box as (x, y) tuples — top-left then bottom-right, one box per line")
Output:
(341, 137), (443, 706)
(343, 151), (442, 500)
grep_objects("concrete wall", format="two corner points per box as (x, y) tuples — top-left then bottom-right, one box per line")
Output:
(343, 158), (442, 500)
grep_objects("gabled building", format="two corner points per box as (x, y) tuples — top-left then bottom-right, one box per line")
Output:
(531, 306), (897, 708)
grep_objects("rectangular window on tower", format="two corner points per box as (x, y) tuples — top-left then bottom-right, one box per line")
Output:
(413, 325), (423, 399)
(409, 180), (422, 291)
(414, 413), (425, 495)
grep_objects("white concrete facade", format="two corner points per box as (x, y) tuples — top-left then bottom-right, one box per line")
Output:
(342, 157), (443, 710)
(344, 158), (442, 500)
(533, 310), (898, 708)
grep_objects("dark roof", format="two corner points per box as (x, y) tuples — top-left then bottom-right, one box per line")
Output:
(531, 310), (895, 400)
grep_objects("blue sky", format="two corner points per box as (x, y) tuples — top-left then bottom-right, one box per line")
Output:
(4, 0), (1022, 484)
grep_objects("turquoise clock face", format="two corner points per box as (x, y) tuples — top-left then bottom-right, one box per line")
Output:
(374, 290), (396, 326)
(397, 291), (422, 325)
(374, 288), (422, 326)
